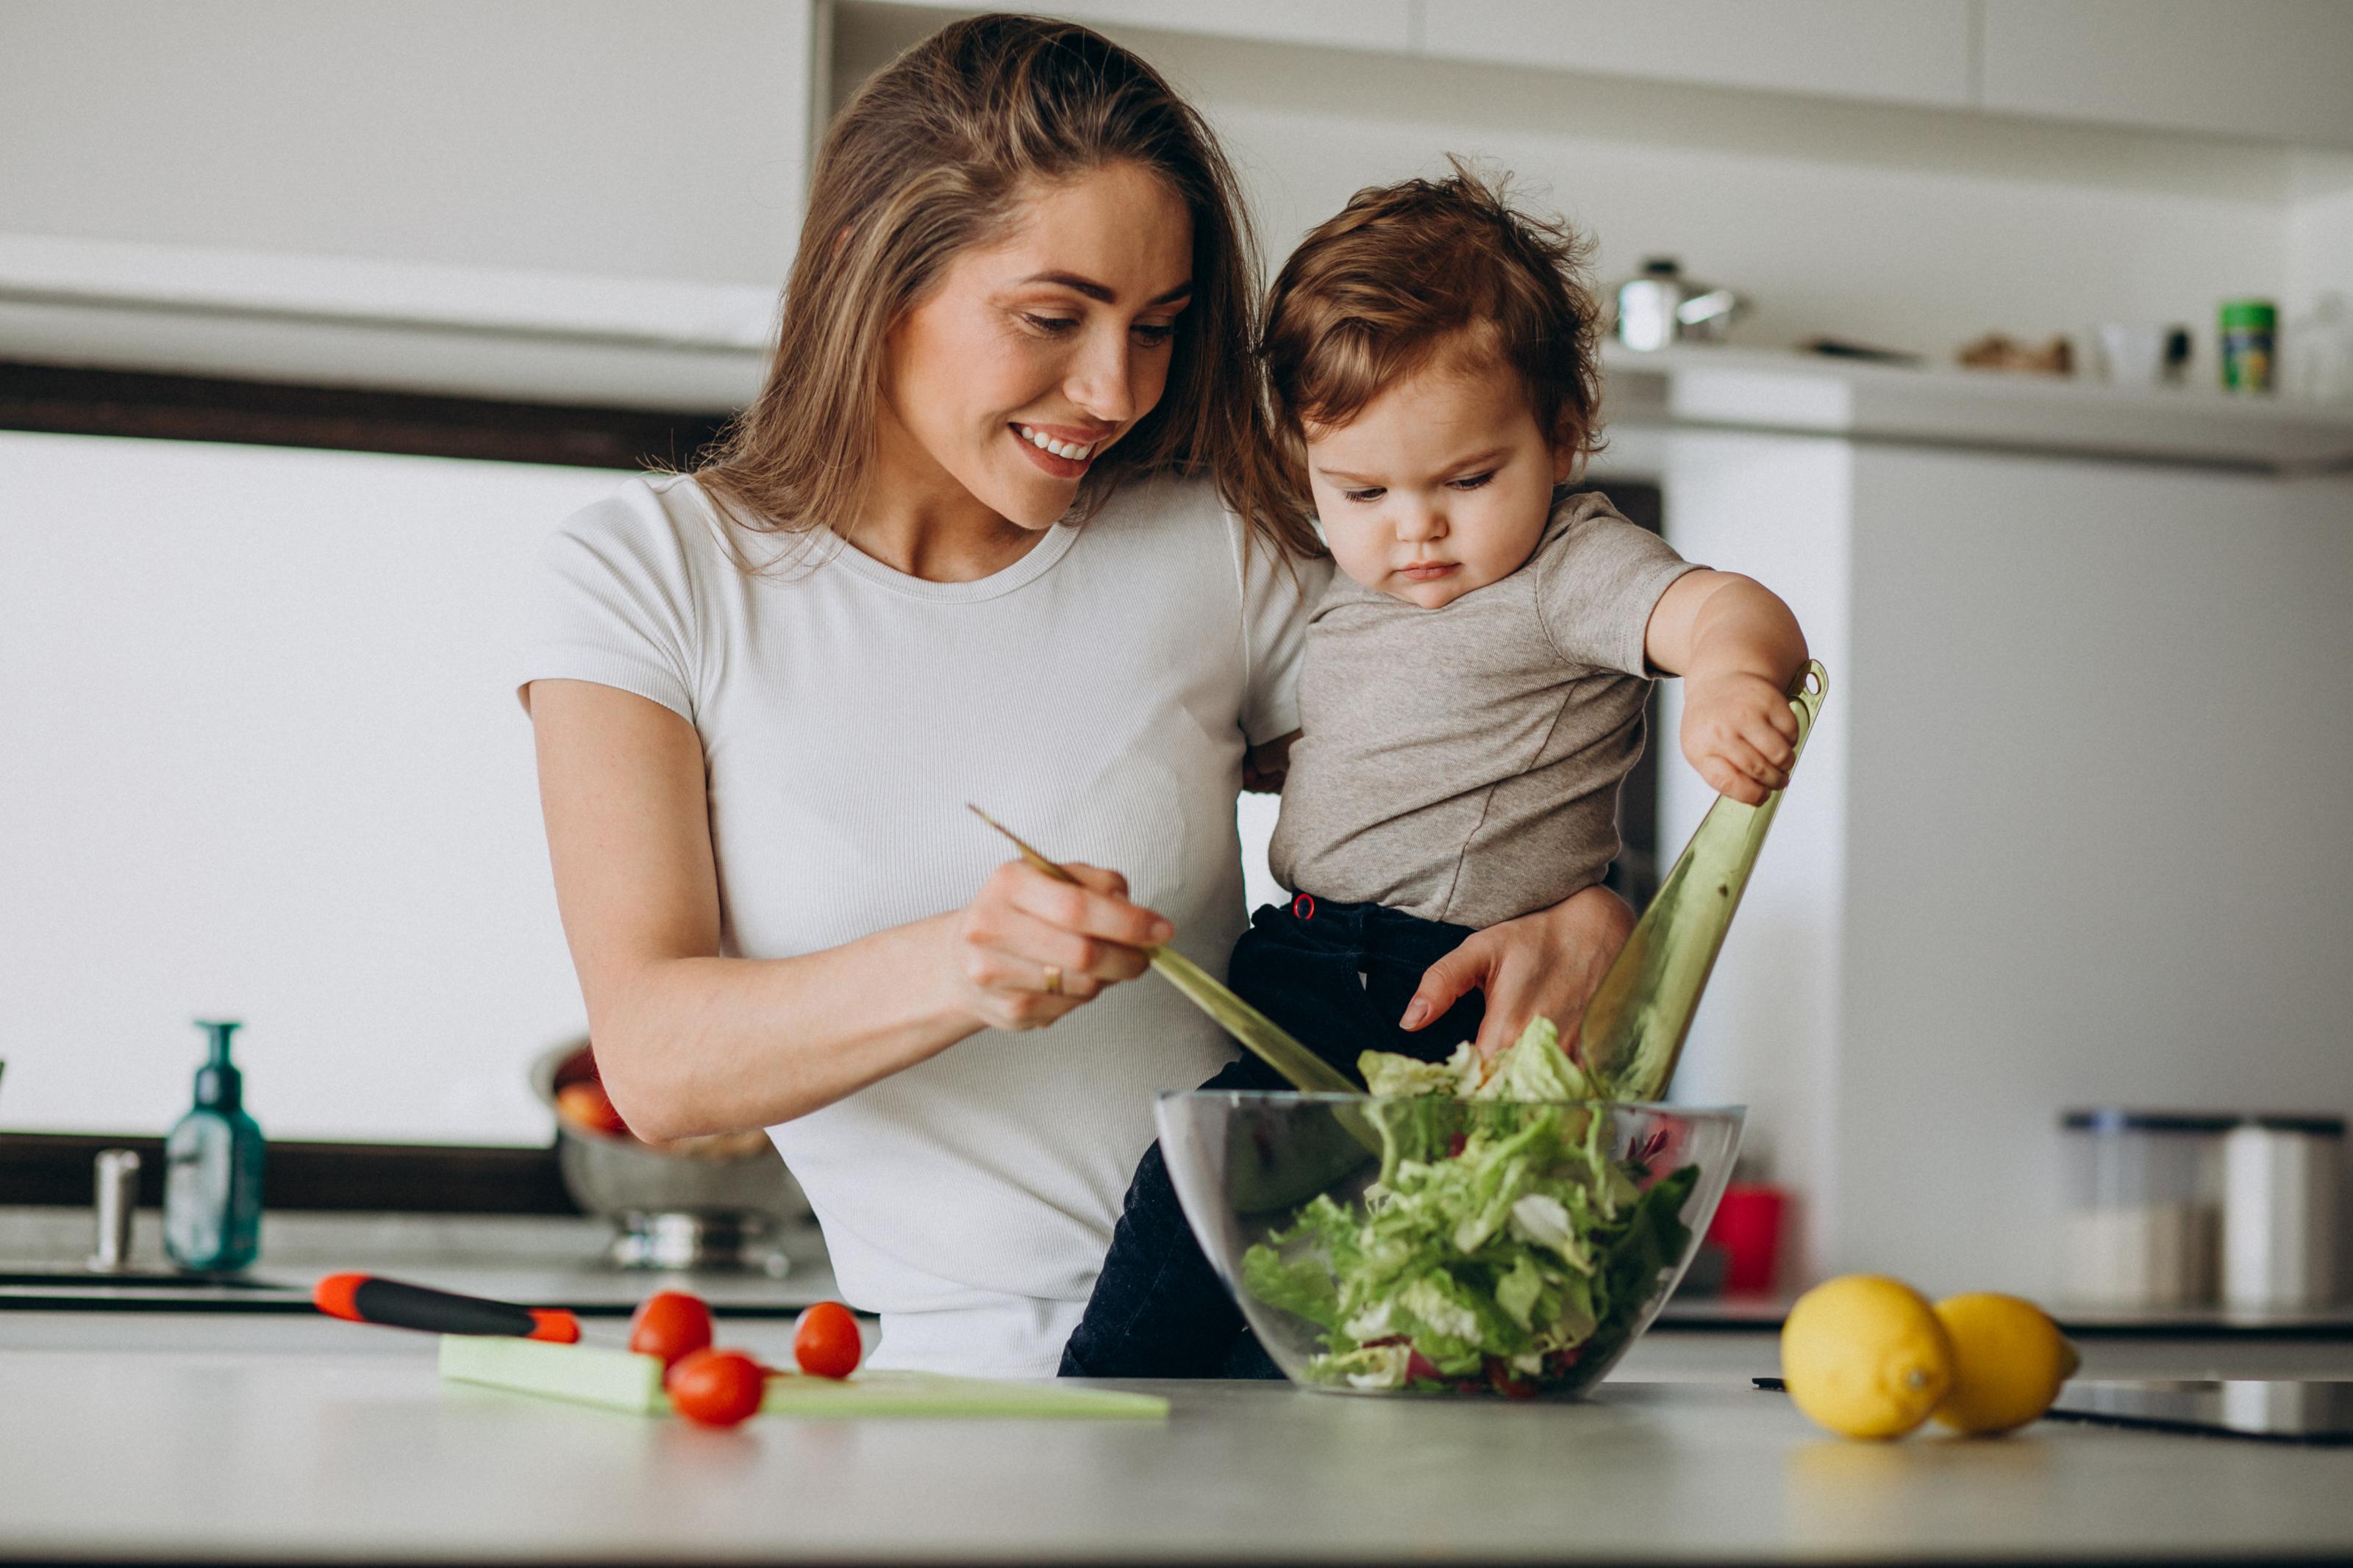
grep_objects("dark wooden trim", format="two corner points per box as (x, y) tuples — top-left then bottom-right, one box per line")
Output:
(0, 1132), (580, 1215)
(0, 359), (734, 470)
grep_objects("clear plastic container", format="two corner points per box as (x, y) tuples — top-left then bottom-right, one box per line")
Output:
(2061, 1110), (2230, 1309)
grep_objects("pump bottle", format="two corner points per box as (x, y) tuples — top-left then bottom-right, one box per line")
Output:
(163, 1020), (265, 1272)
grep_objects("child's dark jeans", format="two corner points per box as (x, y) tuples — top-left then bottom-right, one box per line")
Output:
(1058, 896), (1486, 1379)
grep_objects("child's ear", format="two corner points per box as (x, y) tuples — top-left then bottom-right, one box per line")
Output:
(1549, 422), (1584, 486)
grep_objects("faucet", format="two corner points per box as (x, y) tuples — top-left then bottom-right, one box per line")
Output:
(88, 1150), (142, 1273)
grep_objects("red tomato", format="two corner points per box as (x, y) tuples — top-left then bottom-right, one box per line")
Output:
(666, 1348), (765, 1427)
(629, 1291), (714, 1369)
(792, 1301), (863, 1380)
(554, 1081), (632, 1139)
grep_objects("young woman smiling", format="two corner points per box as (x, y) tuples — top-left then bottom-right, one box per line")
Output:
(521, 15), (1636, 1378)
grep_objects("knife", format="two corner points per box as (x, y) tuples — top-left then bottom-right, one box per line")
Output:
(313, 1272), (582, 1342)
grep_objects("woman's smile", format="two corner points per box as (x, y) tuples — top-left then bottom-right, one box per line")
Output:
(1010, 420), (1111, 477)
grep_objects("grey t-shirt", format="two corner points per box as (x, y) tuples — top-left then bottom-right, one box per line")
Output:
(1268, 490), (1700, 929)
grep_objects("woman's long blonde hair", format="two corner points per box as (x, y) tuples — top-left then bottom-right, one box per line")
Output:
(696, 13), (1319, 567)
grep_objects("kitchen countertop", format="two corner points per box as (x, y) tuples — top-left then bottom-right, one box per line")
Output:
(5, 1312), (2352, 1565)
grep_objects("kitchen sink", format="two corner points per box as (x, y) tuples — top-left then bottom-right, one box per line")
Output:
(0, 1270), (288, 1290)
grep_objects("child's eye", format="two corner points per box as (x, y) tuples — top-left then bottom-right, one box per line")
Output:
(1342, 487), (1385, 504)
(1448, 472), (1495, 491)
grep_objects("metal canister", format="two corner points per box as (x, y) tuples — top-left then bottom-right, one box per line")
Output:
(2222, 1114), (2342, 1311)
(2219, 299), (2277, 393)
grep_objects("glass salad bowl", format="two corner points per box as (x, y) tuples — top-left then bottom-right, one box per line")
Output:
(1157, 1089), (1743, 1398)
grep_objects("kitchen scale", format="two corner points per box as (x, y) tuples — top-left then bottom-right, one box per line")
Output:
(1756, 1377), (2353, 1445)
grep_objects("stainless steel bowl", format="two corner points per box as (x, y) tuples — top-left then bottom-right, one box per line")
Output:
(529, 1040), (810, 1271)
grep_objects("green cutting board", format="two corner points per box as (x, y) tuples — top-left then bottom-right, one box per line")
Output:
(761, 1370), (1167, 1420)
(438, 1335), (1167, 1420)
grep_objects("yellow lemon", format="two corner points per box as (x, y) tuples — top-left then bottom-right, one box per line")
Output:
(1780, 1275), (1954, 1439)
(1930, 1292), (2080, 1435)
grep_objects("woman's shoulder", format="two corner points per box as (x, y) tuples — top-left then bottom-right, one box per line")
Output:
(1088, 471), (1327, 588)
(548, 473), (729, 562)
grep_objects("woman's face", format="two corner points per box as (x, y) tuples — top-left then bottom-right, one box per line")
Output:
(882, 161), (1195, 531)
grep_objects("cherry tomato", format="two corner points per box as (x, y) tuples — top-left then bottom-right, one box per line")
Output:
(628, 1290), (714, 1370)
(792, 1300), (863, 1379)
(666, 1347), (765, 1427)
(554, 1080), (632, 1139)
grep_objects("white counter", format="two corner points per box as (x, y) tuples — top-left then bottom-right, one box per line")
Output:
(4, 1313), (2350, 1565)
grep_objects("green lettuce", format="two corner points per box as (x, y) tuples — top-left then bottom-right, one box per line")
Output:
(1241, 1017), (1697, 1395)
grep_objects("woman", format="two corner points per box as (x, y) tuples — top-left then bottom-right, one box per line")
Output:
(521, 14), (1632, 1378)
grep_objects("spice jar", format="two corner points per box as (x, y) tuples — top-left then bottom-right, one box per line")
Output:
(2061, 1110), (2229, 1309)
(2222, 1115), (2343, 1311)
(2219, 299), (2277, 393)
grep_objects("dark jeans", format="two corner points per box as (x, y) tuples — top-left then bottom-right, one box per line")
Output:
(1058, 897), (1485, 1379)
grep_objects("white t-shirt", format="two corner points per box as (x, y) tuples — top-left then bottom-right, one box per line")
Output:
(523, 473), (1326, 1377)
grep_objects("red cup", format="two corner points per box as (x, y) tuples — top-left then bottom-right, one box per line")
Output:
(1705, 1184), (1786, 1295)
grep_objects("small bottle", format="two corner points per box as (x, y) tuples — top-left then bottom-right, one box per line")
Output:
(163, 1020), (265, 1272)
(2218, 299), (2278, 393)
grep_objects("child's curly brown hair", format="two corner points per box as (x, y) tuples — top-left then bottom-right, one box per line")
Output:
(1261, 158), (1604, 486)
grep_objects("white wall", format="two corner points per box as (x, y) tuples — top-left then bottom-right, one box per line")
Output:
(0, 433), (615, 1144)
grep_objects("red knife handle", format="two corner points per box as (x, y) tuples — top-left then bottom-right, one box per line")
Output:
(313, 1273), (580, 1342)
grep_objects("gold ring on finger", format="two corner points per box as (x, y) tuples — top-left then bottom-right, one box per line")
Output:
(1042, 964), (1063, 997)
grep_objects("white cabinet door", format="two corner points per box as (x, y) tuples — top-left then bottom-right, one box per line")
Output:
(1833, 448), (2353, 1297)
(1420, 0), (1973, 107)
(1979, 0), (2353, 148)
(1048, 0), (1415, 53)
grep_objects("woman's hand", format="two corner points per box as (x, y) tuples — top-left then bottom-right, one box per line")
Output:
(943, 860), (1170, 1031)
(1398, 883), (1636, 1059)
(1241, 730), (1299, 795)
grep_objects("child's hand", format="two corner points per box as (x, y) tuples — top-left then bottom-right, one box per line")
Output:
(1680, 670), (1800, 806)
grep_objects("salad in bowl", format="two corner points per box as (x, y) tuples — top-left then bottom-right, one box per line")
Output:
(1156, 1019), (1742, 1397)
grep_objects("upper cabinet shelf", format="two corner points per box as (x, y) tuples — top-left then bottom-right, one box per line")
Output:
(1978, 0), (2353, 149)
(1601, 342), (2353, 473)
(1037, 0), (2353, 150)
(1420, 0), (1974, 109)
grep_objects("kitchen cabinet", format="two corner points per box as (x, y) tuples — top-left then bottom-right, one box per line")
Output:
(1044, 0), (1415, 54)
(1979, 0), (2353, 149)
(1420, 0), (1974, 109)
(1595, 349), (2353, 1299)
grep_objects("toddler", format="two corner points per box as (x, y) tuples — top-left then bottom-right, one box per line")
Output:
(1061, 165), (1808, 1379)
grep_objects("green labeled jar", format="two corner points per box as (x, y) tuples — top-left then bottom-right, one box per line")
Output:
(2219, 299), (2277, 393)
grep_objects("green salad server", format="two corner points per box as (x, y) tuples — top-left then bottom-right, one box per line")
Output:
(1579, 659), (1828, 1103)
(967, 806), (1356, 1094)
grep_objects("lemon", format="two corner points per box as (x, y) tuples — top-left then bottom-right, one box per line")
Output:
(1930, 1292), (2079, 1435)
(1780, 1275), (1954, 1439)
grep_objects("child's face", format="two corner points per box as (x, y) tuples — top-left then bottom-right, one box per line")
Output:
(1303, 349), (1574, 610)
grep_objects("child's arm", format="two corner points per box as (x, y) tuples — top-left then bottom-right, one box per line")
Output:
(1643, 571), (1810, 807)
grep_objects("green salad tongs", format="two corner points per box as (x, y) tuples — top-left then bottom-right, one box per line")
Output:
(1579, 659), (1828, 1103)
(969, 655), (1825, 1108)
(967, 806), (1355, 1093)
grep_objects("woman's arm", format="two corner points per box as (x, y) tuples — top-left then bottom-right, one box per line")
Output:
(529, 679), (1168, 1139)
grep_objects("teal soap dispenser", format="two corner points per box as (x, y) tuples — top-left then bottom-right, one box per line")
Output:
(163, 1019), (265, 1272)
